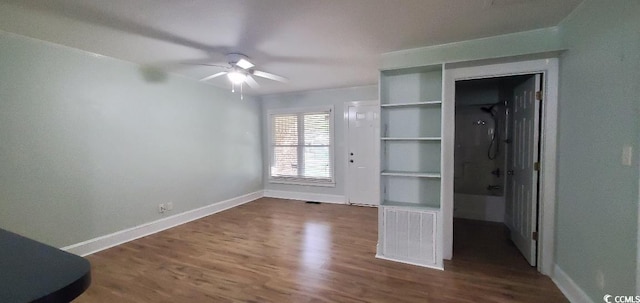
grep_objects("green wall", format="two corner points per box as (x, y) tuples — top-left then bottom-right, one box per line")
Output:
(0, 31), (263, 248)
(556, 0), (640, 299)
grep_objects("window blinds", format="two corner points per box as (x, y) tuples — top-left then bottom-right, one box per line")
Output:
(271, 110), (332, 183)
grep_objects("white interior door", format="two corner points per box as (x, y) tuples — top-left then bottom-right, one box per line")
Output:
(346, 103), (380, 205)
(507, 74), (541, 266)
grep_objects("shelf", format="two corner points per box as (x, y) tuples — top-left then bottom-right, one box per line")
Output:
(381, 101), (442, 108)
(382, 137), (441, 141)
(381, 171), (441, 178)
(381, 200), (440, 211)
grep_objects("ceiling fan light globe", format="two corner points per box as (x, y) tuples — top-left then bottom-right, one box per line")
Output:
(227, 71), (247, 84)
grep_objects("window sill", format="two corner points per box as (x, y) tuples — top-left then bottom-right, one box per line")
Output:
(269, 179), (336, 187)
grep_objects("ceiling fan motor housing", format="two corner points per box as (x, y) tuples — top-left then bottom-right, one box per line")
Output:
(227, 53), (251, 66)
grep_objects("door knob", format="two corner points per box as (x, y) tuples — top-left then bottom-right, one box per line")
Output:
(507, 170), (514, 175)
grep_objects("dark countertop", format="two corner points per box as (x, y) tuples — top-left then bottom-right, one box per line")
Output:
(0, 229), (91, 303)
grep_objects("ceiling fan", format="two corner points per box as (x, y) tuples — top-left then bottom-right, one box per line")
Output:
(194, 53), (287, 97)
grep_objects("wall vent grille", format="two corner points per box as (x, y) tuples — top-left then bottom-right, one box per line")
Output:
(382, 207), (436, 264)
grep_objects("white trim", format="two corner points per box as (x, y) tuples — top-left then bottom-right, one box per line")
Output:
(263, 189), (346, 204)
(552, 265), (594, 303)
(375, 254), (444, 271)
(442, 65), (455, 262)
(442, 58), (559, 276)
(343, 100), (380, 205)
(62, 190), (264, 256)
(266, 106), (336, 185)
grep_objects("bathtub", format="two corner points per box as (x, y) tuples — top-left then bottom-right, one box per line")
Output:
(453, 193), (505, 223)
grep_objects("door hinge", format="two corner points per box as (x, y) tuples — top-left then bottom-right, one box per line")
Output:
(535, 91), (543, 101)
(532, 231), (538, 241)
(533, 162), (540, 171)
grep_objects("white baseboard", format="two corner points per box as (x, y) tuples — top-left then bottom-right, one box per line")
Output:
(552, 264), (594, 303)
(62, 190), (264, 256)
(375, 254), (444, 271)
(263, 189), (346, 204)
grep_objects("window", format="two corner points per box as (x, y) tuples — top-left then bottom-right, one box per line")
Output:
(269, 107), (334, 186)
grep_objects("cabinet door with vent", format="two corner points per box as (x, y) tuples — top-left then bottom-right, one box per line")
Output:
(382, 207), (437, 266)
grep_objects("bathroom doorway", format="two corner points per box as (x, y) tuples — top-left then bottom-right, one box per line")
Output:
(453, 74), (543, 267)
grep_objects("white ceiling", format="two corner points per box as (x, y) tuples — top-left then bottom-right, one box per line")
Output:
(0, 0), (582, 95)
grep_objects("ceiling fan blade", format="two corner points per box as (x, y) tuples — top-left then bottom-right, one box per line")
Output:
(183, 63), (229, 68)
(245, 75), (260, 89)
(200, 71), (227, 82)
(252, 70), (288, 83)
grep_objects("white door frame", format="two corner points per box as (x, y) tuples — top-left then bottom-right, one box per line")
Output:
(637, 161), (640, 295)
(442, 58), (559, 275)
(343, 100), (380, 206)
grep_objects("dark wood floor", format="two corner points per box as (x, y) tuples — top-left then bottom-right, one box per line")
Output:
(74, 198), (567, 302)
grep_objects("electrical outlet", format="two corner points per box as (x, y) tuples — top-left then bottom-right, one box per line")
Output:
(158, 203), (166, 213)
(167, 202), (173, 211)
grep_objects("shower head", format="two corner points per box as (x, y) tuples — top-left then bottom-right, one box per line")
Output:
(480, 105), (494, 113)
(481, 101), (504, 114)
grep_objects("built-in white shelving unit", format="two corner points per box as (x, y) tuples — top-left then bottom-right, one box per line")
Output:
(376, 64), (444, 270)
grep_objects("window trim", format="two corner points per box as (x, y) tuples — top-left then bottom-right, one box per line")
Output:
(267, 106), (335, 187)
